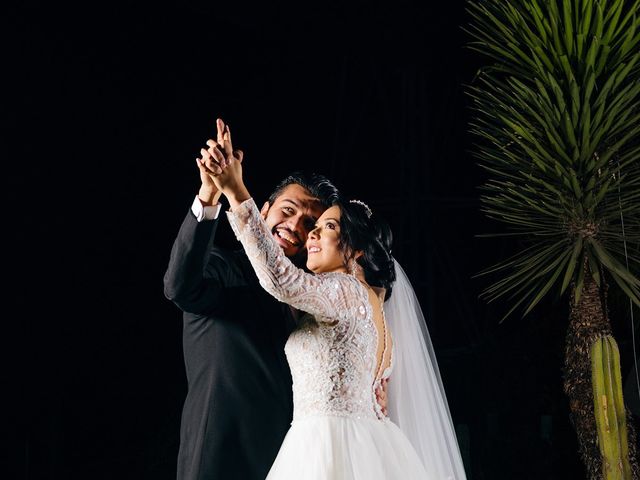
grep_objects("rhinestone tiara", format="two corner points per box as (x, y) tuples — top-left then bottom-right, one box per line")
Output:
(349, 199), (372, 218)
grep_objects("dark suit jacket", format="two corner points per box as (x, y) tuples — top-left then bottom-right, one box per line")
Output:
(164, 210), (294, 480)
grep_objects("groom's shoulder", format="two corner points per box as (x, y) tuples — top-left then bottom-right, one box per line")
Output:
(205, 246), (259, 286)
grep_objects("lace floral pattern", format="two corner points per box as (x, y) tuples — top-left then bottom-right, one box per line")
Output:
(227, 199), (391, 421)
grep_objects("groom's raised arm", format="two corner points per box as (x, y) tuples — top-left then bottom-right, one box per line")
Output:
(163, 199), (227, 314)
(163, 120), (237, 314)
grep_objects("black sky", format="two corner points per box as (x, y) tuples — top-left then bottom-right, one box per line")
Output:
(10, 1), (639, 479)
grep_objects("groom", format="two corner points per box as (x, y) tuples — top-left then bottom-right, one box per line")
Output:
(163, 119), (339, 480)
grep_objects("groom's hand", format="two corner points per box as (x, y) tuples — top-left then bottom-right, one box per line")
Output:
(203, 120), (249, 208)
(196, 144), (223, 205)
(375, 378), (389, 417)
(195, 119), (230, 205)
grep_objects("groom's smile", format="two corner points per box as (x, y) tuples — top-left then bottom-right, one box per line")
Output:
(275, 228), (301, 247)
(262, 184), (325, 258)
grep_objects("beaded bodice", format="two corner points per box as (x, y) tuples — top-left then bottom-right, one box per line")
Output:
(227, 199), (392, 421)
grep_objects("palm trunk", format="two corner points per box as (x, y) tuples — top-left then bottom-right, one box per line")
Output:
(628, 412), (640, 479)
(564, 271), (640, 479)
(565, 271), (611, 478)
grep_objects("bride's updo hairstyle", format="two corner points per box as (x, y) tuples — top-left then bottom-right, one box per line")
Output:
(337, 199), (396, 300)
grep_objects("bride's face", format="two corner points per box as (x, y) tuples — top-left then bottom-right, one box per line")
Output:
(305, 206), (348, 274)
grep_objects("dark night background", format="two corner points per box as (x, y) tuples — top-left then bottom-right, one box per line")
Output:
(10, 1), (639, 479)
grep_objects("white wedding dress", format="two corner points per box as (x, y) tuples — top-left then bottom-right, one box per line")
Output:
(228, 199), (462, 479)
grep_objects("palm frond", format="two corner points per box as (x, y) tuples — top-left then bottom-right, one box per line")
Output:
(467, 0), (640, 318)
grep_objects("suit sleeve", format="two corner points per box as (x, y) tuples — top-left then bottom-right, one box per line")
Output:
(163, 209), (236, 315)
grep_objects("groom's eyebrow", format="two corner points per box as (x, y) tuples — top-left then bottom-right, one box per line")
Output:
(280, 198), (301, 208)
(282, 198), (320, 211)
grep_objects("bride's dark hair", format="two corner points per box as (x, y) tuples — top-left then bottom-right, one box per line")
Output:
(337, 199), (396, 300)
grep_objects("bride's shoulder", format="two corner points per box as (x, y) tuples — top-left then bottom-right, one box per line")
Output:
(314, 272), (368, 297)
(315, 271), (356, 283)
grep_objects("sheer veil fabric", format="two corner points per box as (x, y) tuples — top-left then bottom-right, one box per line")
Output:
(385, 260), (467, 480)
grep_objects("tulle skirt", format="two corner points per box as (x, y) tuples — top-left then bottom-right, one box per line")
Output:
(266, 415), (430, 479)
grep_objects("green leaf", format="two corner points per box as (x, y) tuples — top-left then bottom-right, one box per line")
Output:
(585, 244), (603, 286)
(602, 0), (624, 45)
(563, 0), (575, 55)
(523, 249), (571, 315)
(579, 0), (594, 36)
(599, 123), (640, 165)
(549, 0), (565, 55)
(595, 44), (612, 77)
(585, 34), (600, 70)
(467, 0), (640, 318)
(608, 270), (640, 308)
(589, 238), (640, 287)
(499, 279), (545, 322)
(593, 176), (614, 207)
(612, 0), (639, 40)
(562, 236), (584, 293)
(612, 52), (640, 90)
(592, 1), (604, 39)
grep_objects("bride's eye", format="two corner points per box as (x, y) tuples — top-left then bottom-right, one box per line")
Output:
(326, 222), (336, 230)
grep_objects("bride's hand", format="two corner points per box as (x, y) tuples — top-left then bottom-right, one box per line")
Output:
(203, 121), (250, 208)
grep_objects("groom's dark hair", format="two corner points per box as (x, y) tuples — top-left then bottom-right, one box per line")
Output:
(268, 172), (339, 209)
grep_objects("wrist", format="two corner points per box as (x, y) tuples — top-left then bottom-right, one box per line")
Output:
(198, 185), (222, 206)
(226, 183), (251, 210)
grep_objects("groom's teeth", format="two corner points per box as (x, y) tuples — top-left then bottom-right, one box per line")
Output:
(277, 230), (297, 245)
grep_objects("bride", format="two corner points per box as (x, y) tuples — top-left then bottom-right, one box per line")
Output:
(199, 123), (467, 479)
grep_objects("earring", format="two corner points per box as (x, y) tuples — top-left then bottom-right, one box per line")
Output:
(348, 258), (362, 276)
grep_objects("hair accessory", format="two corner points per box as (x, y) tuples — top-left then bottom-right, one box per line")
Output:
(349, 199), (372, 218)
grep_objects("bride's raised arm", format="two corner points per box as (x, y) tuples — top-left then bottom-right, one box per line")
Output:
(226, 197), (365, 323)
(202, 123), (366, 324)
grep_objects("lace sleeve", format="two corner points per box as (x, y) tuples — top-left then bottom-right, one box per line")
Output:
(226, 198), (367, 323)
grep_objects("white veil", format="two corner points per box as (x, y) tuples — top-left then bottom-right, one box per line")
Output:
(384, 259), (467, 480)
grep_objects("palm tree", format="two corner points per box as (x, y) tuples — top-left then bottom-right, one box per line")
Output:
(465, 0), (640, 477)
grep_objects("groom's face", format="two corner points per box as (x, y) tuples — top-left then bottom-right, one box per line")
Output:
(261, 184), (325, 259)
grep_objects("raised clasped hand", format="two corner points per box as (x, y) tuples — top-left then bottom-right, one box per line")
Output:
(196, 118), (248, 205)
